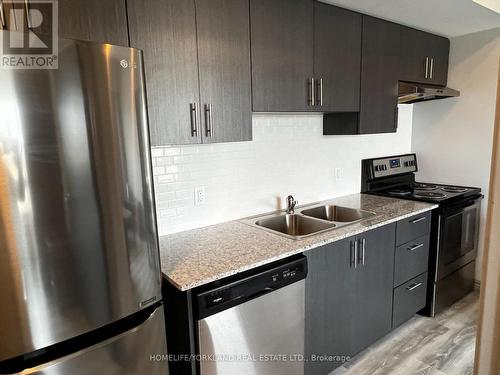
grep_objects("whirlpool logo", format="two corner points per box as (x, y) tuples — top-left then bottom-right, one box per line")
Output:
(1, 0), (58, 69)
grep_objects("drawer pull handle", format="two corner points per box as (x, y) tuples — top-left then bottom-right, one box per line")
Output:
(407, 282), (423, 291)
(407, 243), (424, 252)
(410, 216), (427, 224)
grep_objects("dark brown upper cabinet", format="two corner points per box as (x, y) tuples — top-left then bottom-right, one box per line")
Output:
(251, 0), (314, 112)
(18, 0), (128, 45)
(359, 16), (401, 134)
(400, 26), (450, 86)
(128, 0), (201, 146)
(128, 0), (252, 146)
(59, 0), (129, 45)
(313, 3), (362, 112)
(195, 0), (252, 144)
(323, 15), (400, 135)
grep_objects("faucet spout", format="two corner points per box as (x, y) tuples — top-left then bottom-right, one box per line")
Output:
(286, 195), (298, 214)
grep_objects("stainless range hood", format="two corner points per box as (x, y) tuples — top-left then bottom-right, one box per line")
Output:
(398, 81), (460, 104)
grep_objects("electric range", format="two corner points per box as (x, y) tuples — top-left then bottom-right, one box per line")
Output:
(361, 153), (483, 316)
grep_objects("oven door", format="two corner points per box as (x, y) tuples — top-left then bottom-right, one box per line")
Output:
(436, 195), (482, 280)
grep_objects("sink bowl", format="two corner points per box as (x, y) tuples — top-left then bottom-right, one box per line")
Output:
(301, 205), (375, 223)
(255, 214), (336, 239)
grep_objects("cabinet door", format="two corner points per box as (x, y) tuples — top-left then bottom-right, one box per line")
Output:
(359, 16), (400, 134)
(427, 35), (449, 86)
(251, 0), (314, 112)
(352, 224), (395, 355)
(400, 26), (450, 86)
(305, 238), (357, 375)
(313, 3), (361, 112)
(196, 0), (252, 143)
(18, 0), (128, 45)
(399, 26), (428, 83)
(128, 0), (201, 146)
(59, 0), (128, 45)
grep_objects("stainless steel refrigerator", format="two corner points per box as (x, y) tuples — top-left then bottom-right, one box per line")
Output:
(0, 33), (168, 374)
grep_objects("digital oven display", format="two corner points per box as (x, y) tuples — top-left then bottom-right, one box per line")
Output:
(390, 159), (401, 168)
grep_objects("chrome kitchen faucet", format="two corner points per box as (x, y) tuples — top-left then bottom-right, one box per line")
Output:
(286, 195), (298, 214)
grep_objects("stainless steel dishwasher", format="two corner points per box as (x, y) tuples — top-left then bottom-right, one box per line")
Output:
(196, 256), (308, 375)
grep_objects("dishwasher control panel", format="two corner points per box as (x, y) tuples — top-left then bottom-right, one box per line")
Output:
(196, 256), (307, 319)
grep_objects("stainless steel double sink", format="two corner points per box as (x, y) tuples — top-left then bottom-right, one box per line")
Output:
(242, 204), (376, 240)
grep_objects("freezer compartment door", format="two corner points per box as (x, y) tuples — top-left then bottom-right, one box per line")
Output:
(16, 305), (168, 375)
(0, 32), (161, 361)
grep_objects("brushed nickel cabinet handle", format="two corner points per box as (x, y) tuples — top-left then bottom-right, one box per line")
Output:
(407, 243), (424, 251)
(189, 103), (198, 137)
(410, 216), (426, 224)
(394, 106), (399, 131)
(317, 78), (323, 106)
(359, 238), (366, 265)
(308, 78), (315, 106)
(430, 58), (434, 79)
(24, 0), (32, 29)
(0, 1), (6, 29)
(351, 240), (358, 269)
(407, 282), (423, 291)
(204, 104), (213, 137)
(425, 57), (429, 79)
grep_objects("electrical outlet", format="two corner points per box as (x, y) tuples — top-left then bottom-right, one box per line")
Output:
(194, 186), (206, 205)
(335, 168), (343, 181)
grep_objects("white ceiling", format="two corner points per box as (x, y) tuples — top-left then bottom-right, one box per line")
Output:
(321, 0), (500, 37)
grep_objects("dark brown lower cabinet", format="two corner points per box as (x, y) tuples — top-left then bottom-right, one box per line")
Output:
(350, 224), (396, 355)
(305, 238), (357, 375)
(305, 224), (396, 375)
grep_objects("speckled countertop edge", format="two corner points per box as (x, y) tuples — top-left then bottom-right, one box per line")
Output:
(159, 194), (438, 291)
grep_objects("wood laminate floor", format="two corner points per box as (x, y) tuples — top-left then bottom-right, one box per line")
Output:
(331, 292), (479, 375)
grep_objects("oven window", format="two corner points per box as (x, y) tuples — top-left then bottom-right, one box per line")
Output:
(441, 205), (478, 266)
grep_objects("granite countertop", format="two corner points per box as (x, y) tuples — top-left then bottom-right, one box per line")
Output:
(159, 193), (437, 291)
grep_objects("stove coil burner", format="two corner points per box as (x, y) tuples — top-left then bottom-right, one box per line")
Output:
(413, 183), (439, 191)
(387, 189), (412, 196)
(441, 186), (468, 193)
(413, 191), (447, 199)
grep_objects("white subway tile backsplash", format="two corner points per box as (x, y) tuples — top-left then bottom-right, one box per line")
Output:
(152, 166), (165, 175)
(151, 148), (164, 157)
(152, 108), (413, 236)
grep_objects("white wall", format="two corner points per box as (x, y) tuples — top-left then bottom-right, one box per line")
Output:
(411, 27), (500, 280)
(153, 106), (413, 236)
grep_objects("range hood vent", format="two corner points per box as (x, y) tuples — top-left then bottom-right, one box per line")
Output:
(398, 82), (460, 104)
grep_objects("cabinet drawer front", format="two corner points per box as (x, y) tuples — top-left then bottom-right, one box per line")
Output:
(394, 235), (430, 287)
(396, 211), (432, 245)
(393, 272), (428, 328)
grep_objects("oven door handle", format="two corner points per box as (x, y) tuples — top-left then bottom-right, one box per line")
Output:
(441, 194), (483, 215)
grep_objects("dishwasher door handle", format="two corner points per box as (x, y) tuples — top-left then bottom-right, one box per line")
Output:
(247, 287), (274, 301)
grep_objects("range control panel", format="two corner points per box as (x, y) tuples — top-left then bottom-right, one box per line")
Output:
(370, 154), (417, 178)
(197, 256), (308, 319)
